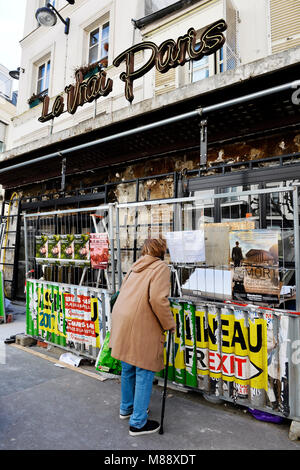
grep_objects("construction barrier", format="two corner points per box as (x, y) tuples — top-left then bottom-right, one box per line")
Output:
(26, 279), (111, 360)
(158, 298), (300, 421)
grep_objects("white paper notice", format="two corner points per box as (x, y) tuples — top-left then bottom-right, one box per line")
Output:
(182, 268), (232, 299)
(164, 230), (205, 263)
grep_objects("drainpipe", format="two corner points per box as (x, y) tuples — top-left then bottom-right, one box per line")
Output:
(0, 79), (299, 175)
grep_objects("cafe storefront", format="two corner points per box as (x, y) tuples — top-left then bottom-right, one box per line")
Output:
(1, 12), (300, 436)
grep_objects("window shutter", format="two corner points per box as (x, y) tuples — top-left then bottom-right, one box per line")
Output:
(225, 0), (239, 70)
(270, 0), (300, 53)
(154, 67), (176, 96)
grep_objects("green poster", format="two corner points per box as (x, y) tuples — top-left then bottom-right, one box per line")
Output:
(26, 280), (33, 335)
(184, 302), (197, 388)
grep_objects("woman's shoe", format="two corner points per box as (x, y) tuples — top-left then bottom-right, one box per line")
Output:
(129, 419), (160, 436)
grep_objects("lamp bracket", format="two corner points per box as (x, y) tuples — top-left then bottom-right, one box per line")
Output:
(47, 3), (70, 34)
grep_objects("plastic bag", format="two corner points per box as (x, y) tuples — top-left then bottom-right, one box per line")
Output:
(248, 408), (283, 423)
(95, 331), (121, 375)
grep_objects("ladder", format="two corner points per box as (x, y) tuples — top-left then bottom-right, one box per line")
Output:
(0, 193), (21, 299)
(91, 214), (111, 289)
(0, 221), (6, 322)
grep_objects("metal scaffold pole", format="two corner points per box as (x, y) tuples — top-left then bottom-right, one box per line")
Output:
(108, 203), (116, 294)
(293, 185), (300, 312)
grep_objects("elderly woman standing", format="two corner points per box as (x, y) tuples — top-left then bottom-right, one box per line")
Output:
(109, 238), (175, 436)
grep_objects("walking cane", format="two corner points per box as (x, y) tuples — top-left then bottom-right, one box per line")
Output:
(159, 330), (172, 435)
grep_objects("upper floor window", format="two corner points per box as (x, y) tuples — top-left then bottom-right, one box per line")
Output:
(88, 22), (109, 67)
(218, 48), (224, 72)
(191, 56), (209, 83)
(38, 0), (55, 6)
(0, 70), (12, 100)
(37, 59), (51, 95)
(190, 27), (233, 84)
(145, 0), (178, 15)
(0, 121), (7, 153)
(190, 35), (212, 84)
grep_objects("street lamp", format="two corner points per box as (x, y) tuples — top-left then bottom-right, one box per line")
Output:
(35, 3), (71, 34)
(9, 67), (25, 80)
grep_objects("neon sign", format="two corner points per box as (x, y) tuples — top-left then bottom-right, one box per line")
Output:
(38, 19), (227, 123)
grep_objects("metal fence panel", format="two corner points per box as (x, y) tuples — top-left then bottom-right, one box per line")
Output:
(162, 298), (300, 420)
(26, 279), (110, 360)
(24, 204), (115, 292)
(116, 185), (300, 310)
(22, 185), (300, 418)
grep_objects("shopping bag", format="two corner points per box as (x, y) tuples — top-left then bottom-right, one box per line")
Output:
(95, 330), (122, 375)
(110, 290), (119, 310)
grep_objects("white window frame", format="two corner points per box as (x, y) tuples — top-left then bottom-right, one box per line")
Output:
(0, 121), (8, 153)
(87, 21), (110, 66)
(38, 0), (56, 7)
(190, 56), (210, 83)
(82, 13), (110, 69)
(145, 0), (178, 15)
(189, 46), (230, 83)
(187, 28), (216, 84)
(0, 71), (12, 100)
(36, 58), (51, 95)
(189, 54), (216, 84)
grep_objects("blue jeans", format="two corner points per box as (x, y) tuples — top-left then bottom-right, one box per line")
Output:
(120, 361), (155, 428)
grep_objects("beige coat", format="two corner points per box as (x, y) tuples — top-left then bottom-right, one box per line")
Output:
(109, 255), (175, 372)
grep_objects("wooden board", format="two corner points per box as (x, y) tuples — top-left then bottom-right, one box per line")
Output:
(10, 343), (107, 382)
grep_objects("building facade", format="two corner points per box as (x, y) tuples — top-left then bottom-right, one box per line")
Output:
(9, 0), (284, 147)
(0, 64), (16, 153)
(0, 0), (300, 300)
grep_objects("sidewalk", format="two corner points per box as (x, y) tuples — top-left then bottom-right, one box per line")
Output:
(0, 301), (26, 342)
(1, 309), (300, 451)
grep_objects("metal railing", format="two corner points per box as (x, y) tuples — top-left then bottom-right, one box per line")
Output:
(22, 184), (300, 422)
(23, 183), (300, 311)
